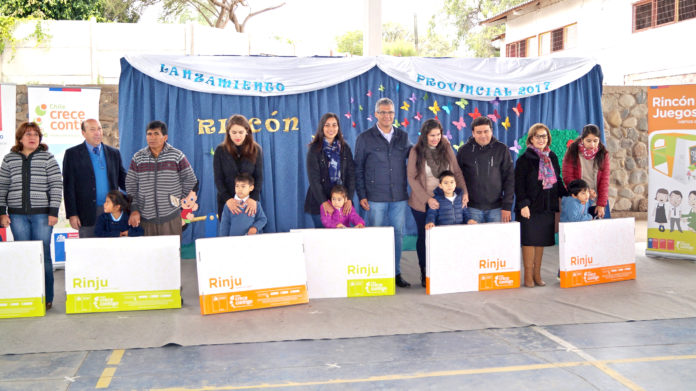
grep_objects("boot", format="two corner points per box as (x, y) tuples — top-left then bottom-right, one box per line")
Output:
(533, 256), (546, 287)
(420, 268), (426, 288)
(523, 256), (534, 288)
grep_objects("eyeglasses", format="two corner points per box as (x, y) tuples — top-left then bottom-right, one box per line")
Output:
(376, 111), (395, 116)
(533, 134), (548, 140)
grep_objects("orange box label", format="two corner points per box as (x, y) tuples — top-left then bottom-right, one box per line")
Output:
(478, 271), (520, 290)
(199, 284), (308, 315)
(560, 263), (636, 288)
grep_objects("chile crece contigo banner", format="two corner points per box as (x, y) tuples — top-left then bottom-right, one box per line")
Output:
(646, 85), (696, 259)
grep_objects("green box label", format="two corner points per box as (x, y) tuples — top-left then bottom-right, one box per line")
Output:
(347, 278), (395, 297)
(66, 290), (181, 313)
(0, 297), (45, 318)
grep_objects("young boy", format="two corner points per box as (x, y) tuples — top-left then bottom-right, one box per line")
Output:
(425, 170), (476, 230)
(560, 179), (595, 222)
(219, 173), (267, 236)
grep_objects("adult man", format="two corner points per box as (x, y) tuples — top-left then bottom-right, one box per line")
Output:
(126, 121), (197, 236)
(63, 119), (127, 237)
(355, 98), (412, 287)
(456, 116), (514, 223)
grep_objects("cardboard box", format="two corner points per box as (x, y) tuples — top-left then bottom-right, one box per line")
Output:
(0, 241), (45, 318)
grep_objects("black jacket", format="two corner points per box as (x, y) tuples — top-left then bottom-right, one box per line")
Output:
(304, 142), (356, 214)
(354, 126), (411, 202)
(457, 136), (514, 211)
(514, 148), (567, 213)
(213, 143), (263, 217)
(63, 143), (126, 226)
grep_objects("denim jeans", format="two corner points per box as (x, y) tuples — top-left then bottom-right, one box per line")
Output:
(410, 207), (427, 275)
(367, 200), (407, 275)
(308, 213), (324, 229)
(467, 207), (502, 223)
(9, 214), (54, 303)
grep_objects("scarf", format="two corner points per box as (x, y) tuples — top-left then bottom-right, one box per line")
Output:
(424, 146), (448, 178)
(578, 143), (598, 160)
(323, 139), (342, 185)
(531, 146), (557, 190)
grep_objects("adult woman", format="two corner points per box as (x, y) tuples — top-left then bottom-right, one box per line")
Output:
(304, 113), (356, 228)
(213, 114), (263, 218)
(562, 124), (610, 218)
(514, 123), (567, 288)
(0, 122), (62, 309)
(407, 119), (467, 287)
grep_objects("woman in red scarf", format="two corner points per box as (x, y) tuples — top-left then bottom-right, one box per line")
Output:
(562, 124), (610, 219)
(515, 123), (567, 287)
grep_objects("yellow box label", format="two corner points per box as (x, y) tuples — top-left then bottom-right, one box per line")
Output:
(66, 290), (181, 313)
(0, 297), (45, 318)
(347, 278), (395, 297)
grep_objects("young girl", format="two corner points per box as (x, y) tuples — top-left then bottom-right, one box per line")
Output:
(320, 185), (365, 228)
(653, 188), (669, 232)
(94, 190), (144, 237)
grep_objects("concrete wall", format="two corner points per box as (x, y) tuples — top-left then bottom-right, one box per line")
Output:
(11, 84), (650, 217)
(502, 0), (696, 85)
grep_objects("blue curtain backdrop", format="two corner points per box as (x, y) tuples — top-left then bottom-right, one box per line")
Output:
(119, 58), (604, 243)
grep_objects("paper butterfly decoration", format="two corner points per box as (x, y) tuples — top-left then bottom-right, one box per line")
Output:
(512, 102), (523, 117)
(402, 118), (410, 127)
(490, 96), (501, 107)
(350, 97), (354, 103)
(378, 84), (385, 92)
(423, 92), (429, 101)
(352, 121), (356, 128)
(366, 90), (372, 97)
(359, 105), (363, 111)
(502, 116), (511, 131)
(468, 107), (481, 119)
(393, 119), (401, 127)
(429, 100), (441, 115)
(395, 84), (400, 91)
(452, 116), (467, 131)
(401, 101), (410, 111)
(509, 139), (522, 154)
(210, 147), (215, 156)
(414, 112), (423, 121)
(455, 98), (469, 110)
(452, 141), (465, 152)
(442, 105), (451, 115)
(409, 93), (417, 103)
(445, 129), (453, 140)
(487, 109), (500, 123)
(344, 113), (351, 119)
(367, 115), (373, 122)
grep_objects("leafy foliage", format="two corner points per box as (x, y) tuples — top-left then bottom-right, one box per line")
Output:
(0, 0), (105, 21)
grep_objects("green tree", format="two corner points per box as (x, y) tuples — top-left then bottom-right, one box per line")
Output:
(102, 0), (153, 23)
(0, 0), (104, 21)
(440, 0), (527, 57)
(154, 0), (285, 31)
(336, 29), (363, 55)
(419, 19), (455, 57)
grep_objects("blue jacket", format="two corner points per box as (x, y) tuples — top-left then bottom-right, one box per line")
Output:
(63, 143), (127, 226)
(354, 126), (412, 202)
(426, 187), (470, 226)
(219, 201), (268, 236)
(94, 212), (144, 237)
(560, 196), (594, 222)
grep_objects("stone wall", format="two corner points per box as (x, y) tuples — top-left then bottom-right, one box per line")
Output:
(602, 86), (649, 214)
(13, 85), (650, 215)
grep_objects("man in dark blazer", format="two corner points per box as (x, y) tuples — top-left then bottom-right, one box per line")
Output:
(63, 118), (127, 237)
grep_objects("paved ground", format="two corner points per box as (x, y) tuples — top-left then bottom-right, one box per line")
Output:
(1, 316), (696, 390)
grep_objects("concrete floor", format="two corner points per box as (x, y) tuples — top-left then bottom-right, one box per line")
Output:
(1, 317), (695, 390)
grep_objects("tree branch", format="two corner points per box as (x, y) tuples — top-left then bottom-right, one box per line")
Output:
(240, 2), (285, 32)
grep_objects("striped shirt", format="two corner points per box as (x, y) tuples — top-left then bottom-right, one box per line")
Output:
(0, 150), (63, 216)
(125, 143), (197, 223)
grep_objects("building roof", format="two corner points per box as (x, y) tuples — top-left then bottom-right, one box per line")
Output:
(479, 0), (540, 25)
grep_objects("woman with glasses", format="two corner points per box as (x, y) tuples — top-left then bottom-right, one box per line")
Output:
(514, 123), (567, 288)
(562, 124), (610, 219)
(304, 112), (356, 228)
(0, 122), (63, 309)
(213, 114), (263, 219)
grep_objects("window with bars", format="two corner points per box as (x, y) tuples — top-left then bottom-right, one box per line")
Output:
(537, 24), (576, 55)
(506, 39), (527, 57)
(633, 0), (696, 32)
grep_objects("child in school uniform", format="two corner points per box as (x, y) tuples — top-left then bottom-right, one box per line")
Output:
(425, 170), (477, 230)
(219, 173), (267, 236)
(560, 179), (595, 223)
(94, 190), (144, 237)
(320, 184), (365, 228)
